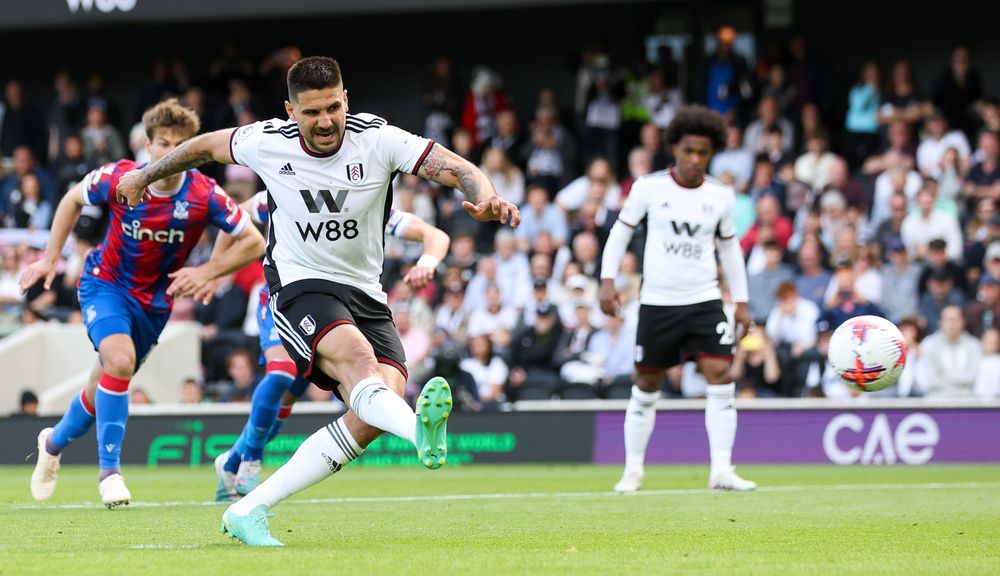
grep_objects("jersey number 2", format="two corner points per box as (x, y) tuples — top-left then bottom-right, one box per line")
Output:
(716, 321), (734, 345)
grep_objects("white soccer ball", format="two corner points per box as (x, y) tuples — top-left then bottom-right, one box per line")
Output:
(828, 315), (908, 392)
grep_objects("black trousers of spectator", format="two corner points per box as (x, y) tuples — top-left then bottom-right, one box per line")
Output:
(776, 342), (811, 398)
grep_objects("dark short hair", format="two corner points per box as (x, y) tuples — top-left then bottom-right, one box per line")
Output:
(928, 238), (947, 251)
(665, 105), (726, 151)
(287, 56), (342, 101)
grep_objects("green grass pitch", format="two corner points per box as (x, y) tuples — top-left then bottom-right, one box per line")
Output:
(2, 464), (998, 575)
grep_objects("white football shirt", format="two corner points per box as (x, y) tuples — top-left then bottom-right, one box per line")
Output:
(230, 113), (433, 303)
(617, 169), (737, 306)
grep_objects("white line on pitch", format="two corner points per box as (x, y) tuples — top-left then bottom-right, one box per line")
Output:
(11, 481), (1000, 510)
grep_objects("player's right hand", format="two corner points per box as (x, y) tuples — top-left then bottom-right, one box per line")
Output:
(599, 279), (620, 317)
(192, 277), (223, 306)
(116, 170), (152, 208)
(19, 257), (58, 294)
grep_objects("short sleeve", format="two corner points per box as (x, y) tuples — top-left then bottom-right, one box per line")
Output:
(79, 163), (118, 207)
(376, 124), (434, 175)
(717, 186), (737, 239)
(616, 178), (649, 228)
(249, 190), (269, 226)
(208, 184), (249, 236)
(384, 208), (415, 238)
(230, 122), (265, 168)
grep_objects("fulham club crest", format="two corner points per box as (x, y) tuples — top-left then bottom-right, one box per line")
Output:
(299, 314), (316, 336)
(347, 162), (365, 184)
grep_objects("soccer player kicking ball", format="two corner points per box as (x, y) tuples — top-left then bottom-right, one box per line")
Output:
(600, 105), (756, 493)
(205, 191), (449, 501)
(23, 99), (265, 507)
(116, 56), (520, 545)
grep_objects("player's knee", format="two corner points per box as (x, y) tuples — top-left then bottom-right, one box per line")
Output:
(635, 372), (664, 393)
(704, 366), (734, 384)
(102, 352), (136, 379)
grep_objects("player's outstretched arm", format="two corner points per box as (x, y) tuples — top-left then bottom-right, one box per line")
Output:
(415, 143), (521, 228)
(400, 215), (451, 289)
(18, 183), (85, 293)
(117, 129), (237, 208)
(166, 224), (265, 299)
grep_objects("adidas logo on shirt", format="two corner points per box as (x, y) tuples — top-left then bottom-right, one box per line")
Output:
(279, 163), (296, 175)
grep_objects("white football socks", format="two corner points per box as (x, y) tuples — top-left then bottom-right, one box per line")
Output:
(623, 385), (660, 473)
(230, 417), (361, 514)
(705, 382), (737, 479)
(348, 376), (417, 445)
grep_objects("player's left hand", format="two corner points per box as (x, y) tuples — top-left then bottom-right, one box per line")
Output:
(116, 170), (152, 208)
(166, 266), (212, 299)
(734, 302), (752, 339)
(462, 196), (521, 227)
(403, 265), (434, 289)
(192, 277), (224, 305)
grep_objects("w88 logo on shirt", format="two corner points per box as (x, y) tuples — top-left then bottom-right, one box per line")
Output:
(295, 188), (360, 242)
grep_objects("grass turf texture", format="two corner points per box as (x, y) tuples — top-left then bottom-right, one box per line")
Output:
(2, 464), (998, 575)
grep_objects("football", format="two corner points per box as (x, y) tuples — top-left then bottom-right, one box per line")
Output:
(828, 315), (908, 392)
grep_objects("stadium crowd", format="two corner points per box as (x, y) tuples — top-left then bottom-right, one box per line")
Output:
(2, 33), (1000, 410)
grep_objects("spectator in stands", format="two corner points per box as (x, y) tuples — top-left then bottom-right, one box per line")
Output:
(966, 198), (997, 247)
(589, 313), (636, 396)
(744, 95), (795, 156)
(794, 240), (831, 308)
(872, 193), (909, 255)
(486, 110), (525, 165)
(462, 67), (508, 148)
(901, 186), (963, 261)
(180, 377), (205, 404)
(130, 388), (152, 405)
(620, 147), (652, 199)
(862, 120), (917, 176)
(480, 146), (525, 208)
(218, 349), (259, 403)
(881, 239), (922, 323)
(746, 153), (785, 206)
(421, 56), (460, 147)
(932, 46), (983, 143)
(47, 71), (85, 163)
(963, 130), (1000, 207)
(704, 26), (752, 119)
(80, 102), (126, 169)
(434, 280), (470, 346)
(467, 284), (518, 352)
(515, 183), (568, 252)
(964, 215), (1000, 289)
(843, 61), (882, 169)
(872, 168), (922, 226)
(731, 324), (781, 398)
(86, 71), (123, 133)
(794, 129), (836, 192)
(916, 109), (971, 177)
(4, 173), (53, 230)
(877, 59), (929, 135)
(917, 238), (967, 296)
(638, 122), (670, 171)
(394, 304), (433, 396)
(444, 231), (479, 285)
(16, 390), (39, 416)
(766, 281), (819, 397)
(964, 275), (1000, 338)
(918, 267), (966, 334)
(741, 194), (792, 253)
(919, 305), (980, 397)
(748, 240), (795, 322)
(555, 156), (621, 217)
(197, 274), (250, 382)
(554, 301), (601, 388)
(492, 229), (532, 309)
(820, 157), (866, 212)
(975, 328), (1000, 399)
(459, 334), (509, 410)
(0, 147), (56, 210)
(507, 301), (563, 400)
(0, 246), (25, 324)
(523, 108), (570, 192)
(581, 57), (622, 169)
(645, 68), (683, 129)
(710, 123), (754, 191)
(819, 255), (885, 329)
(52, 134), (92, 200)
(1, 80), (46, 162)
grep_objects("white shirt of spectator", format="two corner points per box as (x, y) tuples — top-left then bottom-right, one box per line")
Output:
(555, 175), (622, 213)
(871, 169), (923, 225)
(459, 356), (509, 402)
(900, 208), (963, 261)
(916, 130), (971, 175)
(618, 170), (737, 306)
(230, 114), (431, 303)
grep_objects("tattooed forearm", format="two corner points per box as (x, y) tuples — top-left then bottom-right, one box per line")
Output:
(419, 145), (492, 203)
(140, 140), (212, 185)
